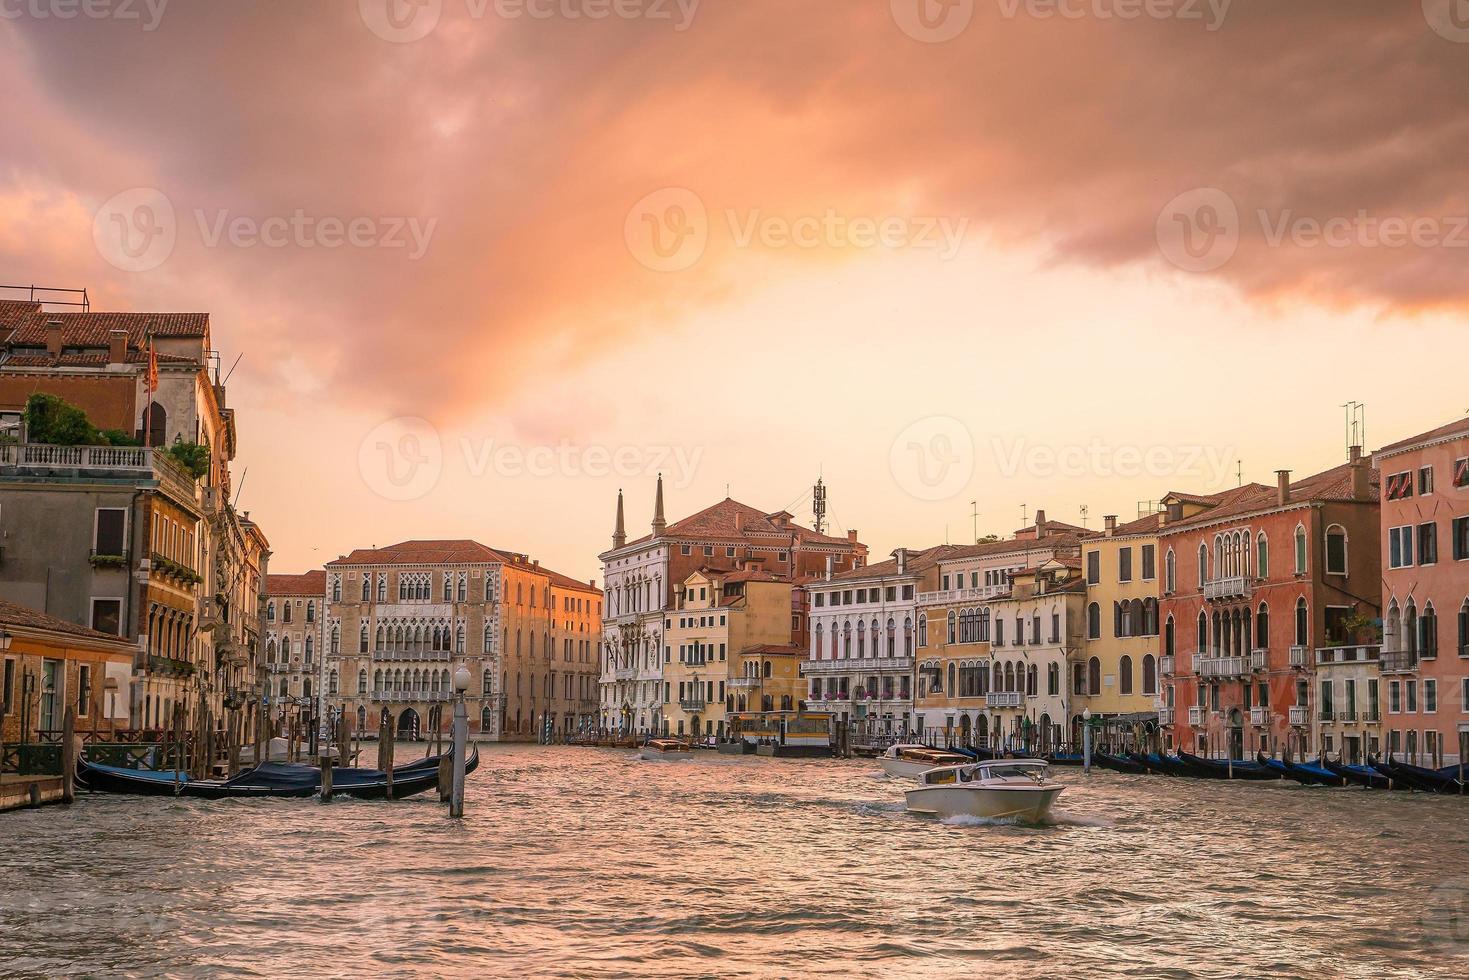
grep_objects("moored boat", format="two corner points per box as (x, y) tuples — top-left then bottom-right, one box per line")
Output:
(638, 738), (694, 762)
(1093, 752), (1148, 775)
(1374, 758), (1466, 794)
(1177, 751), (1280, 781)
(878, 744), (972, 780)
(1323, 757), (1392, 790)
(904, 759), (1064, 822)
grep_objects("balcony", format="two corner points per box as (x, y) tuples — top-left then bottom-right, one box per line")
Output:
(373, 648), (452, 663)
(1203, 575), (1251, 601)
(1315, 644), (1381, 666)
(1196, 656), (1249, 679)
(800, 655), (914, 675)
(1289, 646), (1309, 668)
(805, 694), (851, 710)
(1288, 706), (1309, 726)
(1249, 707), (1267, 726)
(1160, 654), (1175, 676)
(613, 668), (638, 681)
(1336, 707), (1358, 723)
(727, 677), (761, 690)
(1188, 706), (1206, 726)
(1380, 649), (1418, 674)
(1249, 649), (1267, 672)
(986, 691), (1023, 709)
(369, 689), (452, 703)
(1157, 706), (1174, 726)
(146, 654), (195, 678)
(678, 698), (707, 712)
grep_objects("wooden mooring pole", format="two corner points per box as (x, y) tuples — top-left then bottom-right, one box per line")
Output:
(61, 706), (76, 805)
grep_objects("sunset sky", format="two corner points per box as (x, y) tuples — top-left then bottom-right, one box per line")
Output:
(4, 1), (1467, 581)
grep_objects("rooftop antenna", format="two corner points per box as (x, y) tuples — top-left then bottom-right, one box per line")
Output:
(1342, 400), (1366, 451)
(1079, 504), (1089, 529)
(812, 478), (828, 535)
(970, 500), (979, 544)
(1236, 460), (1243, 487)
(1021, 504), (1028, 527)
(221, 352), (244, 387)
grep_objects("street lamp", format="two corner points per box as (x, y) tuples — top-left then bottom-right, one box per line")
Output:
(0, 629), (11, 653)
(450, 664), (469, 817)
(1082, 707), (1093, 774)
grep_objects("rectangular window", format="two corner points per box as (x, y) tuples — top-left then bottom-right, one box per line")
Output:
(902, 586), (914, 600)
(1326, 531), (1347, 575)
(1406, 680), (1418, 713)
(1386, 471), (1415, 501)
(1389, 526), (1415, 569)
(885, 587), (897, 601)
(1420, 466), (1435, 496)
(1389, 680), (1401, 713)
(1424, 679), (1437, 713)
(2, 659), (12, 714)
(90, 598), (122, 636)
(1118, 548), (1133, 583)
(77, 664), (91, 716)
(1419, 523), (1439, 566)
(680, 545), (691, 555)
(94, 508), (127, 557)
(814, 593), (825, 608)
(1453, 517), (1469, 562)
(1455, 458), (1469, 489)
(1142, 545), (1156, 581)
(1086, 551), (1100, 585)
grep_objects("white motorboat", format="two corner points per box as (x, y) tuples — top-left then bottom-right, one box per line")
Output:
(638, 738), (694, 762)
(878, 743), (973, 780)
(904, 759), (1064, 822)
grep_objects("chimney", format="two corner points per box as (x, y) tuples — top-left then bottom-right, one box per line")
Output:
(1350, 446), (1370, 501)
(589, 579), (596, 589)
(847, 529), (858, 543)
(651, 474), (666, 536)
(895, 547), (908, 574)
(1104, 515), (1118, 537)
(1276, 470), (1292, 506)
(612, 489), (626, 549)
(735, 512), (743, 532)
(1035, 509), (1047, 539)
(45, 319), (63, 356)
(107, 329), (128, 365)
(824, 556), (833, 581)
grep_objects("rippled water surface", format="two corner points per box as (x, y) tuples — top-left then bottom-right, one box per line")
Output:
(4, 745), (1469, 978)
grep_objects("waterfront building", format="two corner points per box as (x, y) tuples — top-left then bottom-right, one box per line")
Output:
(0, 298), (265, 736)
(1079, 513), (1163, 732)
(911, 519), (1089, 743)
(663, 565), (803, 738)
(264, 571), (326, 715)
(0, 596), (136, 741)
(1158, 449), (1380, 760)
(325, 540), (600, 741)
(1375, 417), (1469, 767)
(599, 479), (866, 734)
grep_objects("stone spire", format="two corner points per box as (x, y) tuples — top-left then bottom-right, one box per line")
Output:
(612, 488), (626, 549)
(651, 473), (666, 536)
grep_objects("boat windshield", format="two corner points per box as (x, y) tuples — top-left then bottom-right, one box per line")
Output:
(981, 761), (1050, 779)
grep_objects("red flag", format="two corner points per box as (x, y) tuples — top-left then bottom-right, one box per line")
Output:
(147, 336), (158, 393)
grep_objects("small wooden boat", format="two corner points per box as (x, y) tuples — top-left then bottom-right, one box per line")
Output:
(1374, 758), (1465, 794)
(1177, 751), (1280, 781)
(1128, 752), (1188, 777)
(878, 744), (972, 779)
(1322, 756), (1391, 790)
(638, 738), (694, 762)
(904, 759), (1064, 822)
(1093, 752), (1148, 775)
(76, 747), (478, 801)
(1256, 753), (1339, 787)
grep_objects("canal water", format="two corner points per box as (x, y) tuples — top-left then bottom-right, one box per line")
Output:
(2, 745), (1467, 978)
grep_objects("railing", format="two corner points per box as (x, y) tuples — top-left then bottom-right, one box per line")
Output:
(1336, 707), (1358, 722)
(146, 654), (195, 678)
(1157, 706), (1174, 726)
(1196, 656), (1248, 679)
(1380, 649), (1418, 674)
(1315, 644), (1381, 666)
(1249, 707), (1267, 726)
(800, 655), (914, 675)
(1160, 654), (1175, 676)
(1288, 706), (1309, 726)
(986, 691), (1023, 709)
(1289, 646), (1309, 668)
(372, 648), (453, 663)
(1249, 649), (1267, 672)
(1203, 575), (1251, 600)
(368, 690), (452, 702)
(613, 668), (638, 681)
(1188, 706), (1206, 726)
(0, 443), (152, 469)
(915, 584), (1006, 604)
(726, 677), (761, 690)
(678, 698), (707, 712)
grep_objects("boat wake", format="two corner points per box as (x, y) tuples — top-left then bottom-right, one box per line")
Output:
(1041, 810), (1115, 829)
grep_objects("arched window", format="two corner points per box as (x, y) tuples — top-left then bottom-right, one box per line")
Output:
(948, 662), (957, 692)
(1256, 602), (1270, 649)
(1294, 597), (1309, 647)
(904, 617), (913, 655)
(1087, 657), (1101, 696)
(266, 601), (275, 622)
(358, 669), (367, 695)
(281, 636), (291, 659)
(143, 400), (166, 448)
(1165, 549), (1176, 593)
(361, 577), (371, 601)
(842, 621), (852, 658)
(1256, 532), (1269, 579)
(1142, 654), (1157, 695)
(1198, 544), (1208, 587)
(1164, 615), (1175, 657)
(304, 634), (314, 661)
(1420, 602), (1439, 658)
(856, 620), (866, 657)
(306, 600), (315, 622)
(1119, 655), (1134, 695)
(886, 618), (896, 657)
(359, 623), (369, 654)
(1459, 600), (1469, 659)
(1197, 612), (1208, 654)
(917, 613), (928, 648)
(946, 610), (957, 644)
(763, 660), (772, 679)
(1087, 602), (1101, 640)
(1142, 598), (1158, 636)
(1295, 524), (1308, 574)
(1326, 525), (1348, 575)
(456, 625), (466, 654)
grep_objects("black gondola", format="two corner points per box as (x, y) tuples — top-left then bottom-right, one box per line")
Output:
(77, 746), (478, 801)
(1323, 756), (1392, 790)
(1093, 752), (1148, 775)
(1374, 758), (1465, 794)
(1176, 751), (1280, 781)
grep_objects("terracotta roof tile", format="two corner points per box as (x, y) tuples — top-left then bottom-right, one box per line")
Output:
(1377, 417), (1469, 457)
(326, 540), (598, 593)
(266, 570), (327, 596)
(0, 597), (133, 644)
(5, 311), (208, 346)
(622, 498), (855, 550)
(1162, 463), (1378, 531)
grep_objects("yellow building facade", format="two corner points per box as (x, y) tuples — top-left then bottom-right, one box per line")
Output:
(1078, 514), (1164, 724)
(663, 567), (796, 739)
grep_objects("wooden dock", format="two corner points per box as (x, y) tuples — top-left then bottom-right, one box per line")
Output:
(0, 774), (65, 812)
